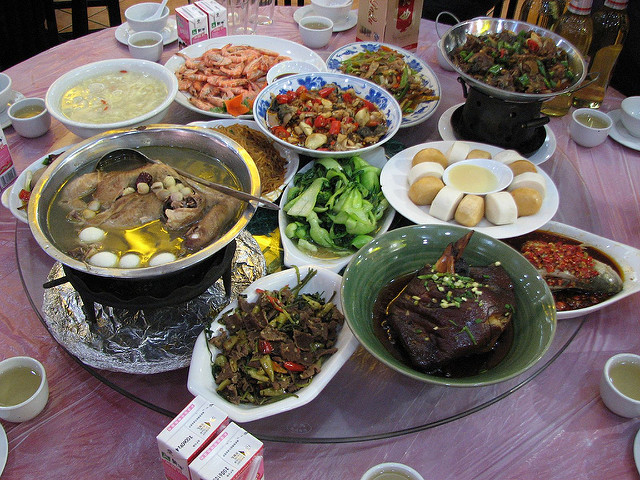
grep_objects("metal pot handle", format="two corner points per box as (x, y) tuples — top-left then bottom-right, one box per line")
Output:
(567, 71), (600, 94)
(436, 11), (461, 38)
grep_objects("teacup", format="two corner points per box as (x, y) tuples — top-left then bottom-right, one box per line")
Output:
(620, 96), (640, 137)
(0, 356), (49, 422)
(299, 16), (333, 49)
(8, 97), (51, 138)
(128, 31), (164, 62)
(360, 462), (425, 480)
(125, 2), (170, 34)
(569, 108), (612, 148)
(600, 353), (640, 418)
(0, 73), (12, 112)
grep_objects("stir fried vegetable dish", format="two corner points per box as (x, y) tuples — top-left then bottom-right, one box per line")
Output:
(284, 156), (389, 256)
(338, 46), (439, 115)
(207, 269), (344, 405)
(450, 30), (577, 94)
(266, 83), (388, 151)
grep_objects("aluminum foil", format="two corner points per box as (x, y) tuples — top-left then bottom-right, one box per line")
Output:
(42, 231), (266, 374)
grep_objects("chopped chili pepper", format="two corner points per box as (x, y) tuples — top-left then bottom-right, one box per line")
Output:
(328, 120), (341, 135)
(265, 294), (285, 312)
(283, 361), (305, 372)
(259, 339), (274, 354)
(526, 38), (540, 53)
(318, 86), (335, 98)
(314, 116), (328, 128)
(271, 126), (289, 139)
(18, 189), (30, 203)
(362, 99), (376, 111)
(296, 85), (307, 95)
(342, 92), (353, 103)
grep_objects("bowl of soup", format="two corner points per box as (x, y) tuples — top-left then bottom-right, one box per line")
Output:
(28, 125), (261, 279)
(45, 59), (178, 139)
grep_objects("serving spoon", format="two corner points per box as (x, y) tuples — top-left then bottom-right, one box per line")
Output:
(96, 148), (279, 210)
(147, 0), (168, 20)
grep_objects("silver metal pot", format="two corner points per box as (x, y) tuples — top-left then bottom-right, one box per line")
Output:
(439, 17), (588, 102)
(28, 125), (261, 279)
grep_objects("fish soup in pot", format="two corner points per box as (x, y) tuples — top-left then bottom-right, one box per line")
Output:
(28, 125), (261, 279)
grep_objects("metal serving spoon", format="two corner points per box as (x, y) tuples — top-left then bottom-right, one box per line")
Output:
(96, 148), (279, 210)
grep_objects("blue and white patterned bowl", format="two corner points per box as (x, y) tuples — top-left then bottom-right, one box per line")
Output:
(326, 42), (441, 128)
(252, 72), (402, 158)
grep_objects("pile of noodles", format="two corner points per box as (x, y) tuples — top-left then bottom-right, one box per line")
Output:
(211, 124), (287, 195)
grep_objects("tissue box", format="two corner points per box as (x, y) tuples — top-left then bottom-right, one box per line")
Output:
(355, 0), (424, 51)
(195, 0), (228, 39)
(157, 396), (230, 480)
(189, 423), (264, 480)
(176, 4), (209, 47)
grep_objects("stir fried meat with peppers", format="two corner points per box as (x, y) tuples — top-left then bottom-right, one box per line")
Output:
(267, 83), (387, 151)
(450, 30), (577, 94)
(207, 269), (344, 405)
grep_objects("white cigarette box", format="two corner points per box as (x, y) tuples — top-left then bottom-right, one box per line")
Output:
(189, 423), (265, 480)
(157, 396), (230, 480)
(195, 0), (228, 39)
(176, 4), (209, 48)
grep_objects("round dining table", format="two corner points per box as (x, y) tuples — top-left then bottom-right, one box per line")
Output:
(2, 7), (640, 480)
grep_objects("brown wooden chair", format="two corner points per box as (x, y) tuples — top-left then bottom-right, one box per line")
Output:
(45, 0), (122, 39)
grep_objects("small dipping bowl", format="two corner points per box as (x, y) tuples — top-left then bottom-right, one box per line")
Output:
(360, 462), (425, 480)
(125, 2), (170, 34)
(0, 356), (49, 423)
(128, 31), (164, 62)
(620, 96), (640, 137)
(8, 97), (51, 138)
(570, 108), (612, 147)
(266, 60), (322, 84)
(299, 16), (333, 49)
(0, 73), (12, 111)
(442, 158), (513, 195)
(600, 353), (640, 418)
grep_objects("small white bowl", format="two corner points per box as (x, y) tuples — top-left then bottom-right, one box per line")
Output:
(125, 2), (169, 34)
(620, 96), (640, 138)
(0, 356), (49, 423)
(128, 31), (164, 62)
(570, 108), (612, 147)
(0, 73), (12, 112)
(360, 463), (425, 480)
(310, 0), (353, 24)
(443, 158), (513, 195)
(8, 97), (51, 138)
(299, 16), (333, 49)
(600, 353), (640, 418)
(266, 60), (321, 84)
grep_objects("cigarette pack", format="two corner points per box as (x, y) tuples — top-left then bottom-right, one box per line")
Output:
(0, 129), (16, 193)
(194, 0), (228, 39)
(157, 396), (230, 480)
(355, 0), (424, 51)
(189, 423), (264, 480)
(176, 4), (209, 48)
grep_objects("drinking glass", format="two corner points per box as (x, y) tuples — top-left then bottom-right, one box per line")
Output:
(258, 0), (276, 25)
(227, 0), (259, 34)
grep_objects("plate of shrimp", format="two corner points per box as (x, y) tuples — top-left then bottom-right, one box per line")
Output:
(165, 35), (326, 119)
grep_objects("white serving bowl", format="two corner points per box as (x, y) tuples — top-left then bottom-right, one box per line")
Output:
(45, 59), (178, 138)
(0, 356), (49, 423)
(310, 0), (353, 24)
(252, 72), (402, 159)
(442, 158), (513, 195)
(124, 2), (170, 34)
(0, 73), (12, 112)
(600, 353), (640, 418)
(620, 96), (640, 137)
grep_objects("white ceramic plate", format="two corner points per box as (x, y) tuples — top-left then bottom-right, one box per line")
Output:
(1, 146), (71, 223)
(326, 42), (441, 128)
(188, 119), (299, 202)
(380, 140), (559, 239)
(164, 36), (326, 119)
(293, 5), (358, 32)
(279, 147), (394, 273)
(634, 426), (640, 475)
(608, 110), (640, 152)
(529, 221), (640, 320)
(115, 17), (178, 46)
(438, 103), (556, 165)
(0, 422), (6, 477)
(0, 91), (25, 129)
(187, 266), (359, 422)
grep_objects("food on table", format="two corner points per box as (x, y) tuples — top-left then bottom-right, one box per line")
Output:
(508, 171), (546, 197)
(337, 45), (439, 115)
(175, 45), (291, 116)
(485, 191), (518, 225)
(510, 187), (542, 216)
(508, 159), (538, 176)
(18, 152), (61, 210)
(412, 147), (448, 168)
(466, 149), (492, 159)
(450, 29), (577, 94)
(429, 186), (464, 222)
(445, 141), (471, 163)
(266, 83), (388, 151)
(283, 156), (389, 256)
(407, 162), (444, 185)
(50, 150), (243, 269)
(208, 124), (287, 195)
(408, 176), (444, 206)
(207, 268), (345, 405)
(505, 230), (624, 311)
(374, 231), (516, 376)
(60, 71), (168, 123)
(493, 149), (525, 164)
(454, 194), (484, 227)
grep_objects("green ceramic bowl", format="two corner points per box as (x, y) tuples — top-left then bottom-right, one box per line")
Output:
(341, 224), (556, 387)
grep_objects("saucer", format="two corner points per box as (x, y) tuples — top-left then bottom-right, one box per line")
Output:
(608, 109), (640, 151)
(438, 102), (555, 165)
(0, 422), (6, 476)
(0, 91), (25, 129)
(634, 427), (640, 475)
(293, 5), (357, 32)
(115, 17), (178, 46)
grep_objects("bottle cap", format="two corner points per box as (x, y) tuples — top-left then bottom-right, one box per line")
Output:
(568, 0), (593, 14)
(604, 0), (628, 9)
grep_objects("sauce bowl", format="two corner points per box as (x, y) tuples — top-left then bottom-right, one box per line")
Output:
(0, 357), (49, 423)
(600, 353), (640, 418)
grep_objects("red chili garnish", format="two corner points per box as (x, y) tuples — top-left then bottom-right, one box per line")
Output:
(499, 48), (507, 58)
(296, 85), (307, 95)
(18, 189), (30, 203)
(314, 116), (328, 128)
(259, 339), (273, 354)
(526, 38), (540, 53)
(521, 241), (597, 280)
(328, 119), (341, 135)
(271, 126), (289, 139)
(362, 99), (376, 111)
(342, 92), (353, 103)
(120, 70), (128, 73)
(265, 294), (285, 312)
(276, 93), (291, 104)
(318, 86), (335, 98)
(283, 361), (305, 372)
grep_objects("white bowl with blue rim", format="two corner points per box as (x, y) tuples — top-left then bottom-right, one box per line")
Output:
(326, 42), (441, 128)
(252, 72), (402, 159)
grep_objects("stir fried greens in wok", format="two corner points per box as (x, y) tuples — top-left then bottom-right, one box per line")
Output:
(450, 29), (577, 94)
(206, 269), (344, 405)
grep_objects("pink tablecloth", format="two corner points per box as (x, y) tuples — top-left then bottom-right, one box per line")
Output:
(2, 8), (640, 479)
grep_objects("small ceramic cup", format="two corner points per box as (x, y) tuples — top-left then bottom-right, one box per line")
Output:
(266, 60), (321, 84)
(128, 31), (164, 62)
(569, 108), (612, 147)
(620, 96), (640, 137)
(360, 462), (425, 480)
(600, 353), (640, 418)
(0, 356), (49, 423)
(125, 2), (169, 34)
(8, 97), (51, 138)
(0, 73), (12, 112)
(299, 16), (333, 49)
